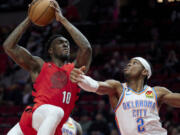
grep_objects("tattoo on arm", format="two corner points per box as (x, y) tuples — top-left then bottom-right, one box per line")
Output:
(3, 17), (43, 72)
(3, 18), (31, 50)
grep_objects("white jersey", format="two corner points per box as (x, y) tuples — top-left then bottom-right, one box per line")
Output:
(62, 117), (77, 135)
(114, 83), (167, 135)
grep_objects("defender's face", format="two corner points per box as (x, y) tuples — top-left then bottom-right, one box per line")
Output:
(124, 59), (144, 79)
(51, 37), (70, 58)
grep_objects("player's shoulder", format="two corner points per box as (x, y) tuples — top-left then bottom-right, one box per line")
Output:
(153, 86), (170, 93)
(31, 56), (44, 71)
(153, 86), (172, 98)
(70, 118), (82, 135)
(105, 79), (123, 91)
(105, 79), (121, 86)
(63, 62), (74, 69)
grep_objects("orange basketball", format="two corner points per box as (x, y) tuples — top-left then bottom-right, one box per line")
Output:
(28, 0), (55, 26)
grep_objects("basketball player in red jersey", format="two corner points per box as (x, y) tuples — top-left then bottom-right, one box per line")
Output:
(3, 1), (92, 135)
(70, 57), (180, 135)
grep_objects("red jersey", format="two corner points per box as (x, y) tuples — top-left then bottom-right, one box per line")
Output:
(32, 62), (80, 134)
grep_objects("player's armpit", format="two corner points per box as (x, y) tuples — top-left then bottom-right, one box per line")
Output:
(154, 86), (180, 108)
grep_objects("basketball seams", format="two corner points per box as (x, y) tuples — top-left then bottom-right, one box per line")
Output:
(34, 4), (54, 26)
(34, 5), (50, 26)
(28, 0), (55, 26)
(28, 0), (42, 21)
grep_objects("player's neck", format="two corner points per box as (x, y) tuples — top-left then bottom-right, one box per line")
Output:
(127, 79), (145, 93)
(51, 58), (67, 67)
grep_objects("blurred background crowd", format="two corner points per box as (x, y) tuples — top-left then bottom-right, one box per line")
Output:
(0, 0), (180, 134)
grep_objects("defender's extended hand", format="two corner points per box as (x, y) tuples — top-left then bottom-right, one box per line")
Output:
(70, 66), (86, 83)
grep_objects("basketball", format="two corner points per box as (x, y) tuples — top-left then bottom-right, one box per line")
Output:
(28, 0), (55, 26)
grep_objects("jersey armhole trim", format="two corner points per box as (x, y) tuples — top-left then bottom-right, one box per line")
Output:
(152, 87), (159, 109)
(115, 116), (122, 135)
(114, 83), (125, 113)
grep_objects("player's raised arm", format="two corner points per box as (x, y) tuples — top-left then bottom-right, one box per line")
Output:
(154, 86), (180, 108)
(52, 1), (92, 73)
(3, 17), (44, 72)
(70, 67), (122, 95)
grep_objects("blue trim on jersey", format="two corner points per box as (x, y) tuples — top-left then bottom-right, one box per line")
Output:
(128, 85), (147, 94)
(113, 83), (125, 113)
(152, 87), (158, 107)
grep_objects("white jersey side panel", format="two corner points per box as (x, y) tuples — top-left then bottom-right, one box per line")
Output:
(114, 83), (167, 135)
(62, 117), (77, 135)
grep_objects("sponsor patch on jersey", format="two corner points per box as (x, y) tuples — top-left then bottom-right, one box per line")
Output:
(67, 122), (74, 129)
(126, 92), (131, 96)
(145, 91), (154, 98)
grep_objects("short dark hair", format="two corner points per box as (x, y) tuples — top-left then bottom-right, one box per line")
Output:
(44, 34), (63, 60)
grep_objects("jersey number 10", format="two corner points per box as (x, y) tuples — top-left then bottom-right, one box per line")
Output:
(62, 91), (71, 104)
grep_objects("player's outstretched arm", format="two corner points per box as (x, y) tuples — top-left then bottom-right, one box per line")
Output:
(154, 86), (180, 108)
(52, 1), (92, 73)
(3, 17), (44, 72)
(70, 67), (121, 95)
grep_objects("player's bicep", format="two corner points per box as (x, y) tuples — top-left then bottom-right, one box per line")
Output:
(5, 45), (43, 71)
(97, 80), (121, 95)
(154, 86), (180, 107)
(162, 92), (180, 107)
(74, 47), (92, 73)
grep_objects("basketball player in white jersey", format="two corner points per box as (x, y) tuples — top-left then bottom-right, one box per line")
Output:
(62, 117), (82, 135)
(70, 57), (180, 135)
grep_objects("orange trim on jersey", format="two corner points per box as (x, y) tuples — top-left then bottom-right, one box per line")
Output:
(114, 92), (125, 113)
(115, 116), (120, 130)
(129, 87), (148, 95)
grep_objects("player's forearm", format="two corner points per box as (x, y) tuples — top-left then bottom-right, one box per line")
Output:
(164, 93), (180, 108)
(59, 18), (92, 50)
(77, 75), (112, 95)
(3, 17), (31, 51)
(78, 75), (99, 93)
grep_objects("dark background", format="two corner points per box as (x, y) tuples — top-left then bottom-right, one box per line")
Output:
(0, 0), (180, 135)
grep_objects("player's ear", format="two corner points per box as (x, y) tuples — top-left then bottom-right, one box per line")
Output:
(142, 69), (148, 77)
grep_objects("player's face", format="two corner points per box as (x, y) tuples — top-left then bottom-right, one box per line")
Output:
(51, 37), (70, 59)
(124, 59), (144, 79)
